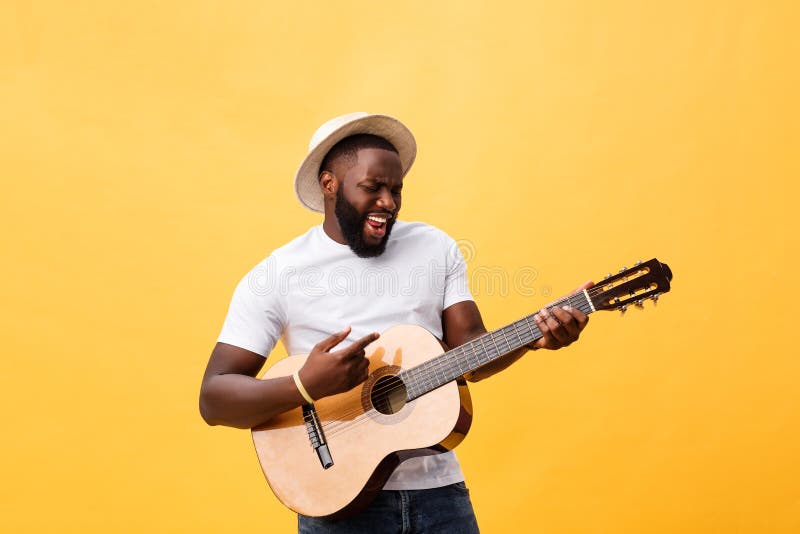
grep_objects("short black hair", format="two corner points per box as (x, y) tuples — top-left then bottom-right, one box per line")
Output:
(319, 134), (398, 179)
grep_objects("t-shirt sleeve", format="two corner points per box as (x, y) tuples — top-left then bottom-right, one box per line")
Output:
(442, 235), (474, 309)
(217, 259), (286, 358)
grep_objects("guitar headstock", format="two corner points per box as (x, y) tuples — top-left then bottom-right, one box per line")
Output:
(589, 258), (672, 313)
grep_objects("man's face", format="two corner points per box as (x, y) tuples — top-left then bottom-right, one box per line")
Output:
(334, 147), (404, 258)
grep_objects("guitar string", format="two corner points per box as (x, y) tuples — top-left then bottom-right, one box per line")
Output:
(314, 286), (624, 434)
(313, 293), (599, 433)
(315, 300), (597, 437)
(315, 313), (557, 432)
(319, 294), (652, 437)
(318, 311), (618, 440)
(318, 308), (593, 438)
(311, 303), (649, 440)
(313, 278), (640, 420)
(318, 291), (597, 422)
(301, 280), (656, 437)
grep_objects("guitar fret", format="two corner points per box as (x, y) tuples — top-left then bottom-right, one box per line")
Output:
(475, 336), (488, 364)
(434, 359), (444, 389)
(525, 316), (539, 344)
(453, 347), (466, 380)
(499, 329), (512, 353)
(482, 337), (493, 364)
(519, 321), (528, 347)
(512, 322), (525, 347)
(425, 363), (433, 392)
(450, 351), (458, 378)
(488, 333), (501, 361)
(443, 352), (454, 383)
(458, 346), (469, 375)
(432, 361), (441, 389)
(407, 369), (418, 399)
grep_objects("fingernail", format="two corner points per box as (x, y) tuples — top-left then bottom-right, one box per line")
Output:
(562, 305), (571, 311)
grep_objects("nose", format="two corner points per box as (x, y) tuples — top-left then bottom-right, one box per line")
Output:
(376, 188), (396, 212)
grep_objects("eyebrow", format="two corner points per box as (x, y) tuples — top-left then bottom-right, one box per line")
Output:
(361, 177), (387, 186)
(361, 176), (402, 186)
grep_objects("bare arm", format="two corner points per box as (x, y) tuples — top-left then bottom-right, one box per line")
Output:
(199, 342), (306, 429)
(199, 328), (379, 429)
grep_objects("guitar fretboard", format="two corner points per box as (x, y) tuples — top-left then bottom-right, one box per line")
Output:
(400, 290), (594, 400)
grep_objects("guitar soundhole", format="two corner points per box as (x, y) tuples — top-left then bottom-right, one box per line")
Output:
(370, 375), (408, 415)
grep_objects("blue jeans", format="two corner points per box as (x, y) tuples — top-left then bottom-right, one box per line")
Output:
(297, 482), (480, 533)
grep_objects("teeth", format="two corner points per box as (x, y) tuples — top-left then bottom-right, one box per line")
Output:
(367, 215), (388, 224)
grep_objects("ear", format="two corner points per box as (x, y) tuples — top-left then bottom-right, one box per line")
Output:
(319, 171), (339, 200)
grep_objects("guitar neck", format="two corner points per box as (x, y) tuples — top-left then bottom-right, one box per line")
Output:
(400, 290), (596, 401)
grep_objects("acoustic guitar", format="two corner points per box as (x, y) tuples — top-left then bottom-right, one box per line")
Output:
(251, 258), (673, 518)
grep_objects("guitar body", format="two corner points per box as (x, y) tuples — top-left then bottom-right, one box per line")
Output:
(251, 324), (473, 519)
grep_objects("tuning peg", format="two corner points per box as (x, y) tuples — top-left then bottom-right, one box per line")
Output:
(651, 293), (659, 305)
(635, 300), (644, 308)
(619, 266), (627, 273)
(619, 304), (627, 314)
(635, 260), (642, 266)
(604, 273), (612, 280)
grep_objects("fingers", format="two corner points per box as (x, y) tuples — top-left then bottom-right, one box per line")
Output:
(306, 329), (377, 398)
(314, 326), (352, 352)
(340, 332), (380, 359)
(571, 306), (589, 331)
(357, 355), (370, 381)
(534, 305), (590, 349)
(540, 307), (570, 345)
(533, 311), (556, 349)
(550, 306), (580, 339)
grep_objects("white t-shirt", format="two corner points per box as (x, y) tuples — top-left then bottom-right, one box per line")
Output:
(218, 221), (474, 490)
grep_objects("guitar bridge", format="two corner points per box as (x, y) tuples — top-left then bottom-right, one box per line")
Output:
(303, 404), (333, 469)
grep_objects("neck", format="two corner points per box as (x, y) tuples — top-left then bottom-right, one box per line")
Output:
(400, 290), (596, 400)
(322, 212), (346, 244)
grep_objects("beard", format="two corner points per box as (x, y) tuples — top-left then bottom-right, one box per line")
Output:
(335, 187), (396, 258)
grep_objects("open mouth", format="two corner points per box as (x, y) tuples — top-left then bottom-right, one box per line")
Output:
(364, 214), (390, 240)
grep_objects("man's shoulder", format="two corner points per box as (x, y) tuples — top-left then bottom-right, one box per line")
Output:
(270, 225), (319, 258)
(245, 226), (320, 274)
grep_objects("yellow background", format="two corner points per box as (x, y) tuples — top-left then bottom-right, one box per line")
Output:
(2, 1), (798, 532)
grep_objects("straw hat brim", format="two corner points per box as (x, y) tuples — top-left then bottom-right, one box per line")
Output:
(294, 115), (417, 212)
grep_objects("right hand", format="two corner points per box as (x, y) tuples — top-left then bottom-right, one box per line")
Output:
(298, 327), (379, 400)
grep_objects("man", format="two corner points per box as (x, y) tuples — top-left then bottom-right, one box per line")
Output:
(200, 112), (590, 533)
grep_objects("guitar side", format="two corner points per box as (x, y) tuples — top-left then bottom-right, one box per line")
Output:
(251, 324), (473, 518)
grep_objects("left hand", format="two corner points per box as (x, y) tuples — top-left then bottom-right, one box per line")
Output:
(530, 281), (593, 350)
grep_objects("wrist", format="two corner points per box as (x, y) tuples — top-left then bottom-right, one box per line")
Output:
(293, 369), (315, 404)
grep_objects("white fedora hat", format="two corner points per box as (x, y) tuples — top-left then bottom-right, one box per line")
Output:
(294, 112), (417, 212)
